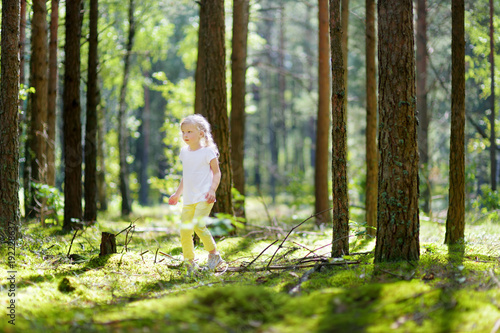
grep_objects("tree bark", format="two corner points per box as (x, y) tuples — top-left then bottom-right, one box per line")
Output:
(200, 0), (234, 216)
(97, 89), (108, 211)
(315, 0), (332, 225)
(341, 0), (349, 108)
(445, 0), (465, 246)
(330, 0), (349, 258)
(47, 0), (59, 187)
(489, 0), (496, 191)
(195, 3), (207, 117)
(0, 0), (21, 240)
(230, 0), (250, 218)
(417, 0), (430, 214)
(63, 0), (83, 230)
(365, 0), (377, 237)
(29, 0), (49, 218)
(138, 73), (151, 206)
(99, 232), (117, 256)
(118, 0), (135, 216)
(84, 0), (99, 223)
(374, 0), (419, 263)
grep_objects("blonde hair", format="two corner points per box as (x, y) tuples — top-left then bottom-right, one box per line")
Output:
(180, 114), (219, 156)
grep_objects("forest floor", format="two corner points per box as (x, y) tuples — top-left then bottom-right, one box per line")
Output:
(1, 199), (500, 333)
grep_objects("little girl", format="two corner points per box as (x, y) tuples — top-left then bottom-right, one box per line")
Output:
(168, 114), (224, 272)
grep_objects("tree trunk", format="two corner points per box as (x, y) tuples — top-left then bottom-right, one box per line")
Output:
(84, 0), (99, 223)
(195, 2), (207, 117)
(63, 0), (83, 231)
(29, 0), (49, 218)
(47, 0), (59, 187)
(230, 0), (250, 218)
(138, 74), (151, 206)
(365, 0), (377, 237)
(97, 89), (108, 211)
(99, 232), (117, 256)
(445, 0), (465, 246)
(374, 0), (419, 263)
(200, 0), (234, 216)
(315, 0), (332, 225)
(341, 0), (349, 108)
(330, 0), (349, 258)
(118, 0), (135, 216)
(417, 0), (430, 214)
(0, 0), (21, 240)
(489, 0), (496, 191)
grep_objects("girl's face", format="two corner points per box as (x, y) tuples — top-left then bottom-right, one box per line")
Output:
(181, 123), (204, 148)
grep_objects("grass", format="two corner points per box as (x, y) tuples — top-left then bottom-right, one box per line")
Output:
(1, 201), (500, 332)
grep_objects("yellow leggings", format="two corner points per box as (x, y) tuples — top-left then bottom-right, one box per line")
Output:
(180, 201), (216, 261)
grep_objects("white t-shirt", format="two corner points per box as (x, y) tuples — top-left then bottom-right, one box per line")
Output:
(180, 146), (217, 205)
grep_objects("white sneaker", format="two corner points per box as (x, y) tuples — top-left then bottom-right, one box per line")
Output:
(207, 253), (224, 270)
(186, 261), (200, 275)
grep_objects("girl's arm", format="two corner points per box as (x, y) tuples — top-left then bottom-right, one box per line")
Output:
(205, 158), (221, 204)
(168, 178), (183, 205)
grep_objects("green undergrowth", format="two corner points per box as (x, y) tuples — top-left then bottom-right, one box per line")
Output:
(1, 205), (500, 332)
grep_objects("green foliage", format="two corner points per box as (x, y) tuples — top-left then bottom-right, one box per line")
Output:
(31, 183), (63, 223)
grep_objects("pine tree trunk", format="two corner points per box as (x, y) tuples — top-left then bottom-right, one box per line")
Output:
(0, 0), (21, 240)
(315, 0), (332, 225)
(47, 0), (59, 187)
(365, 0), (377, 237)
(230, 0), (250, 218)
(97, 90), (108, 211)
(445, 0), (465, 246)
(489, 0), (496, 191)
(29, 0), (49, 217)
(200, 0), (234, 216)
(417, 0), (430, 214)
(374, 0), (419, 263)
(330, 0), (349, 258)
(138, 75), (151, 206)
(195, 3), (207, 117)
(84, 0), (99, 223)
(341, 0), (349, 109)
(63, 0), (83, 231)
(118, 0), (135, 216)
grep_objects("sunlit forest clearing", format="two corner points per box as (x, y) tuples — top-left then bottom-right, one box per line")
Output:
(1, 0), (500, 332)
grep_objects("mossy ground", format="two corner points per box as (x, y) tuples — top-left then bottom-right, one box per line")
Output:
(1, 201), (500, 332)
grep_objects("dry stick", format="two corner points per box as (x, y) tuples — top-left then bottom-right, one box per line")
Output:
(266, 208), (333, 269)
(116, 218), (140, 237)
(66, 229), (79, 257)
(243, 239), (280, 271)
(159, 251), (183, 261)
(232, 260), (360, 273)
(154, 248), (159, 264)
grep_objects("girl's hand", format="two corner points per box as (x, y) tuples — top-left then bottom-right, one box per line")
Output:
(205, 190), (216, 204)
(168, 194), (180, 205)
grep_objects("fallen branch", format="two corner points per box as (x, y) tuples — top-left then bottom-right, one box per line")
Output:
(243, 239), (279, 271)
(266, 208), (333, 269)
(231, 260), (360, 273)
(289, 263), (323, 295)
(66, 229), (80, 258)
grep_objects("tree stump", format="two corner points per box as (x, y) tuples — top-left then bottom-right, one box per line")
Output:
(99, 232), (116, 256)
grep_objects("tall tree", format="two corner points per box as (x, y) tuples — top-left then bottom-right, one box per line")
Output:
(488, 0), (496, 191)
(445, 0), (465, 246)
(28, 0), (49, 217)
(138, 70), (151, 206)
(330, 0), (349, 257)
(195, 3), (207, 116)
(374, 0), (419, 263)
(417, 0), (430, 214)
(200, 0), (234, 215)
(315, 0), (332, 225)
(341, 0), (349, 107)
(117, 0), (136, 216)
(97, 89), (108, 211)
(63, 0), (83, 230)
(0, 0), (21, 239)
(365, 0), (377, 237)
(230, 0), (250, 218)
(84, 0), (99, 222)
(47, 0), (59, 187)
